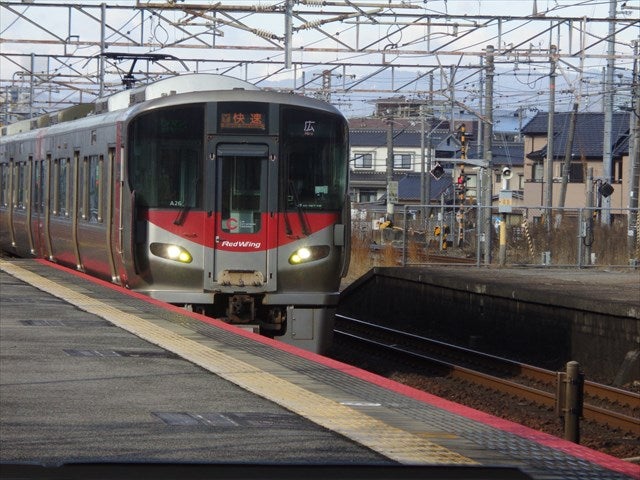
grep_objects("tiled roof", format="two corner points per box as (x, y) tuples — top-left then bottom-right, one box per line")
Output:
(522, 112), (630, 159)
(350, 130), (524, 166)
(397, 173), (453, 202)
(349, 171), (453, 202)
(349, 129), (452, 148)
(488, 144), (525, 166)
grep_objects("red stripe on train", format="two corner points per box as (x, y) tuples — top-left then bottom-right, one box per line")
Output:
(141, 210), (340, 250)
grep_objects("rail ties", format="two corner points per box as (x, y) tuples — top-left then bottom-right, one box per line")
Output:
(333, 314), (640, 436)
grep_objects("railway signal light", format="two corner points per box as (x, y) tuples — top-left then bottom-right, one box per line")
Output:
(430, 162), (444, 180)
(456, 167), (467, 202)
(598, 182), (614, 198)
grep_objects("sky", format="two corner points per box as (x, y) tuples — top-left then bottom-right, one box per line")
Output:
(1, 0), (638, 118)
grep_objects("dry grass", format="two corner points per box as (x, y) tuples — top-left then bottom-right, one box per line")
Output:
(344, 215), (637, 285)
(343, 236), (397, 285)
(342, 209), (638, 291)
(506, 219), (632, 266)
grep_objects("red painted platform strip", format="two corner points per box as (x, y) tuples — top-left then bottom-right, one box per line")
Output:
(35, 259), (640, 479)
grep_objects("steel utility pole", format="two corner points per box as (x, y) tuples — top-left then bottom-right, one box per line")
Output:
(544, 44), (557, 231)
(559, 100), (578, 210)
(99, 3), (106, 97)
(601, 0), (617, 226)
(481, 45), (495, 266)
(629, 39), (640, 259)
(420, 104), (426, 208)
(386, 113), (394, 220)
(425, 73), (435, 218)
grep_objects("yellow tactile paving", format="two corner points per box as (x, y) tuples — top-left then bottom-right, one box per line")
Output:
(0, 260), (477, 466)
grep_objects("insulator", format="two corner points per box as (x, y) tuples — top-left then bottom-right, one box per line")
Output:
(300, 19), (325, 30)
(252, 28), (277, 39)
(253, 4), (278, 12)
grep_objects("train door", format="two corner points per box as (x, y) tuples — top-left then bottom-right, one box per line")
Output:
(7, 159), (16, 249)
(31, 159), (43, 256)
(212, 143), (273, 289)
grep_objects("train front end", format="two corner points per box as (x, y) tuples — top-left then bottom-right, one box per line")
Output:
(124, 88), (350, 353)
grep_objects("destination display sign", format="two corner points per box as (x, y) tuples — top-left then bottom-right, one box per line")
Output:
(218, 102), (268, 133)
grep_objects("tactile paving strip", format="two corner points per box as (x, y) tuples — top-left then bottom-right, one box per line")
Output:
(0, 260), (476, 466)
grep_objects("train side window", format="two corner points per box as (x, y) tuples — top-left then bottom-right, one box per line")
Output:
(44, 155), (51, 215)
(79, 157), (87, 220)
(0, 163), (8, 207)
(73, 151), (80, 220)
(50, 158), (60, 215)
(89, 155), (102, 222)
(17, 161), (26, 209)
(65, 157), (71, 217)
(57, 158), (70, 217)
(10, 160), (16, 208)
(33, 160), (38, 214)
(24, 160), (31, 210)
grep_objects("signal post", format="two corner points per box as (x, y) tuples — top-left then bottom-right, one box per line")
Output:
(498, 166), (513, 266)
(456, 125), (469, 248)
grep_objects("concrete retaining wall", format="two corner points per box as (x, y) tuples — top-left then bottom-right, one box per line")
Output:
(338, 267), (640, 384)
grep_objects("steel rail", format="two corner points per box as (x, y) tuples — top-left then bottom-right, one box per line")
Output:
(334, 314), (640, 435)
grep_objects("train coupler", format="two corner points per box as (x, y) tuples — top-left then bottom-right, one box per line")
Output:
(227, 294), (255, 324)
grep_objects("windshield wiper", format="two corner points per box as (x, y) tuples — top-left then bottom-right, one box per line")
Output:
(288, 180), (310, 236)
(174, 175), (199, 226)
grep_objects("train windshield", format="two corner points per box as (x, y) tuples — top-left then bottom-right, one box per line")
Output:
(217, 144), (268, 234)
(127, 104), (204, 208)
(281, 106), (348, 211)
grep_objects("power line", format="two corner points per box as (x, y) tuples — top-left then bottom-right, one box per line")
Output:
(1, 1), (637, 119)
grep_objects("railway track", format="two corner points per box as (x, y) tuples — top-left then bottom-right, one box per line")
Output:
(421, 254), (477, 265)
(333, 314), (640, 436)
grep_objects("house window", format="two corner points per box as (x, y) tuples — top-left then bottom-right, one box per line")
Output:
(531, 162), (544, 182)
(358, 189), (377, 202)
(569, 162), (584, 183)
(353, 152), (373, 169)
(614, 159), (623, 183)
(393, 153), (412, 170)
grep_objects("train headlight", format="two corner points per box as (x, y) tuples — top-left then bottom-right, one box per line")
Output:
(288, 245), (330, 265)
(150, 243), (193, 263)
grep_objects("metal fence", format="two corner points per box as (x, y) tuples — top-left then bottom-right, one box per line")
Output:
(351, 204), (640, 268)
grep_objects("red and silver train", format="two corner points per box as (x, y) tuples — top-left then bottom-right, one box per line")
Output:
(0, 73), (351, 353)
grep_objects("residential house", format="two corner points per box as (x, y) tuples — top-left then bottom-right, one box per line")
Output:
(348, 115), (526, 211)
(521, 111), (631, 216)
(348, 117), (460, 208)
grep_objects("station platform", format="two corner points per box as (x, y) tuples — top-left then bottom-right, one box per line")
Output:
(1, 258), (638, 480)
(342, 265), (640, 319)
(338, 265), (640, 383)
